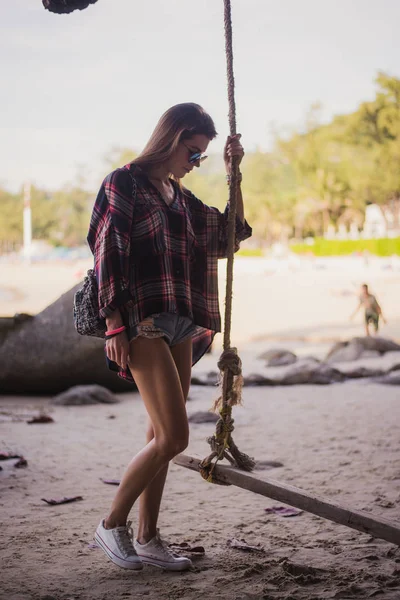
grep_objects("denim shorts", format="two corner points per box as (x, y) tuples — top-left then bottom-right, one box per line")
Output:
(106, 313), (197, 373)
(128, 312), (196, 346)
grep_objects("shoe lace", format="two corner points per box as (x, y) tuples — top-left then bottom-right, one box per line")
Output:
(115, 520), (135, 555)
(153, 530), (177, 558)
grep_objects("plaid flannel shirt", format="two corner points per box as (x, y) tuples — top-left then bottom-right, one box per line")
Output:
(87, 163), (252, 381)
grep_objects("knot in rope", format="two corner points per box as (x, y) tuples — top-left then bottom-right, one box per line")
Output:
(218, 348), (242, 376)
(213, 348), (244, 413)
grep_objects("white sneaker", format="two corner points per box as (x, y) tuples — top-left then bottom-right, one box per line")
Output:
(94, 519), (143, 570)
(134, 531), (192, 571)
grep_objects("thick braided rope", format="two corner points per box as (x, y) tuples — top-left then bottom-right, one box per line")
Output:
(199, 0), (255, 484)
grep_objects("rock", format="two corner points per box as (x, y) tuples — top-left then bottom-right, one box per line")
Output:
(258, 349), (297, 366)
(246, 359), (344, 386)
(0, 317), (16, 339)
(190, 371), (219, 386)
(372, 372), (400, 385)
(360, 350), (381, 359)
(340, 366), (385, 379)
(301, 355), (321, 364)
(325, 340), (364, 363)
(0, 314), (35, 342)
(52, 385), (119, 405)
(280, 361), (344, 385)
(358, 337), (400, 353)
(326, 337), (400, 363)
(244, 373), (277, 386)
(0, 284), (135, 394)
(188, 411), (219, 424)
(14, 313), (35, 324)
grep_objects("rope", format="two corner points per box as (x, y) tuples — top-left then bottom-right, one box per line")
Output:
(199, 0), (255, 485)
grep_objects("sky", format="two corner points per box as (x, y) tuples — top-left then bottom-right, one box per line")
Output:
(1, 0), (399, 192)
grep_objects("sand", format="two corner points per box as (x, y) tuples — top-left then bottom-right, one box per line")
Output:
(1, 382), (400, 600)
(1, 254), (400, 599)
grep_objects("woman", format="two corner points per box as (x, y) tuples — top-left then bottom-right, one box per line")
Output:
(88, 103), (252, 571)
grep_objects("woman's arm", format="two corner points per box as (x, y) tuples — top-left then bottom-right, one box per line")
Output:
(88, 168), (135, 319)
(105, 308), (129, 370)
(106, 308), (124, 330)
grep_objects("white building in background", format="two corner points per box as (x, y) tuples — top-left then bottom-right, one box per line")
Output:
(349, 222), (360, 239)
(362, 204), (388, 239)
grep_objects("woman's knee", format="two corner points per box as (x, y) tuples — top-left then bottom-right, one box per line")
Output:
(145, 422), (155, 443)
(155, 431), (189, 460)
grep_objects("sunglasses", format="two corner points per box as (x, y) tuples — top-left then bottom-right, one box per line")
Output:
(182, 141), (208, 165)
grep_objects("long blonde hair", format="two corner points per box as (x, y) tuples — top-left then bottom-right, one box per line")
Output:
(133, 103), (217, 173)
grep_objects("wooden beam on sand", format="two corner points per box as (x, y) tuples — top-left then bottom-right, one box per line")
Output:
(173, 454), (400, 546)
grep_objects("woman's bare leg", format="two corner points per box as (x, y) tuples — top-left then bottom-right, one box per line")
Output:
(104, 337), (189, 529)
(136, 336), (192, 543)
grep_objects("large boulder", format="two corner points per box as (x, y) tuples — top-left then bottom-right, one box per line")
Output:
(0, 284), (134, 394)
(326, 337), (400, 363)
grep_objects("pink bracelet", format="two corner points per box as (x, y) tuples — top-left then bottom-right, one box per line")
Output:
(105, 325), (126, 337)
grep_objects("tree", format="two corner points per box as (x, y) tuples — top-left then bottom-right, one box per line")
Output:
(0, 188), (23, 248)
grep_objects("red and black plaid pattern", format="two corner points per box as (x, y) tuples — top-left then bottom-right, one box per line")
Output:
(87, 164), (252, 381)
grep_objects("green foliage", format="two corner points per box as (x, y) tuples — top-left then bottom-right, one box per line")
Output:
(50, 186), (93, 246)
(0, 185), (93, 249)
(236, 247), (264, 257)
(290, 237), (400, 257)
(0, 189), (23, 243)
(276, 74), (400, 238)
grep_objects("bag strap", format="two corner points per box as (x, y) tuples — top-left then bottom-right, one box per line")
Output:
(127, 163), (137, 209)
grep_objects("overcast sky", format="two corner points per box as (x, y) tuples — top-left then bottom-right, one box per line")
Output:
(1, 0), (399, 192)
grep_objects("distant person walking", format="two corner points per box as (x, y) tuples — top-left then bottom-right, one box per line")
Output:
(350, 284), (387, 336)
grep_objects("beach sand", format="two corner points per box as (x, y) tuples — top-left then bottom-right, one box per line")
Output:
(1, 255), (400, 599)
(1, 382), (400, 600)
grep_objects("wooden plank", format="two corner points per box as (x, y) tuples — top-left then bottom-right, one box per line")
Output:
(173, 454), (400, 546)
